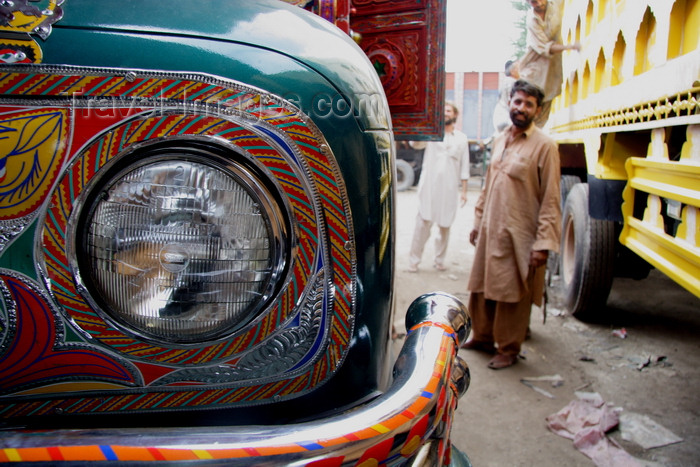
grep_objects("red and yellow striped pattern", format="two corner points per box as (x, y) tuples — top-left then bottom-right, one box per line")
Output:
(0, 327), (460, 465)
(0, 68), (355, 414)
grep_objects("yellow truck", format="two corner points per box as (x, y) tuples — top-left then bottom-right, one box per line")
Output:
(548, 0), (699, 319)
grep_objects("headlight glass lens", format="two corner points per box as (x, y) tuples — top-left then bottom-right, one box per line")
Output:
(81, 155), (281, 343)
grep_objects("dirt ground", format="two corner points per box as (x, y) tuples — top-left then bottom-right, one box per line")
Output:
(392, 180), (700, 467)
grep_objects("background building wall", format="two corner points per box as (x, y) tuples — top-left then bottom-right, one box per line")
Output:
(446, 71), (501, 141)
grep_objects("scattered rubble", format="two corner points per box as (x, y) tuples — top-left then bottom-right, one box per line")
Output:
(629, 354), (670, 371)
(521, 374), (565, 387)
(546, 392), (684, 467)
(612, 328), (628, 339)
(546, 392), (637, 466)
(520, 374), (565, 398)
(619, 412), (683, 450)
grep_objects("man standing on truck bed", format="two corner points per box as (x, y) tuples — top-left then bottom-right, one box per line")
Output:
(518, 0), (579, 127)
(463, 79), (561, 369)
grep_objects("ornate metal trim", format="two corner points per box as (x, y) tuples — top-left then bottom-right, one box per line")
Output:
(551, 88), (700, 134)
(0, 64), (358, 415)
(0, 0), (64, 63)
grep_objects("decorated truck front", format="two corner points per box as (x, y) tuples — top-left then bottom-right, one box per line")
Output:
(548, 0), (700, 319)
(0, 1), (471, 465)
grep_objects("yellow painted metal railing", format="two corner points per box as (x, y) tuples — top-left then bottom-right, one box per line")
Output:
(620, 155), (700, 298)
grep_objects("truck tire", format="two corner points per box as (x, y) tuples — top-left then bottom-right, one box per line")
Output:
(560, 183), (615, 321)
(396, 158), (415, 191)
(560, 175), (581, 205)
(547, 175), (582, 275)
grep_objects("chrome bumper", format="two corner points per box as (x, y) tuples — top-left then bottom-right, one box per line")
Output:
(0, 292), (470, 465)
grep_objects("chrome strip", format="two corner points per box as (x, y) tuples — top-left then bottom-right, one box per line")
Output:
(0, 293), (470, 465)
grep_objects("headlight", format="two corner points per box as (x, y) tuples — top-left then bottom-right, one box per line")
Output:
(74, 142), (287, 344)
(26, 69), (361, 413)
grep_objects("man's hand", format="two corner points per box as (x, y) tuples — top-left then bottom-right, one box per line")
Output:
(469, 228), (478, 246)
(530, 250), (548, 268)
(460, 192), (467, 207)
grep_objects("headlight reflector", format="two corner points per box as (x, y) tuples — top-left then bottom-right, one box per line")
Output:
(77, 148), (285, 343)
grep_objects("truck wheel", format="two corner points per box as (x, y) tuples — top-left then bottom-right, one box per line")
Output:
(396, 159), (415, 191)
(560, 175), (581, 205)
(560, 183), (614, 321)
(547, 175), (582, 275)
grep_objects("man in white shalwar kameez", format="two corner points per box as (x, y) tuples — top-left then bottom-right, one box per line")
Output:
(407, 103), (470, 272)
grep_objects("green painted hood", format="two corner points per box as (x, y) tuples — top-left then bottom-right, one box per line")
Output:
(45, 0), (390, 131)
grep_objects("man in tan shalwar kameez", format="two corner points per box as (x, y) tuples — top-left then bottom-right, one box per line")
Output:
(464, 80), (561, 369)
